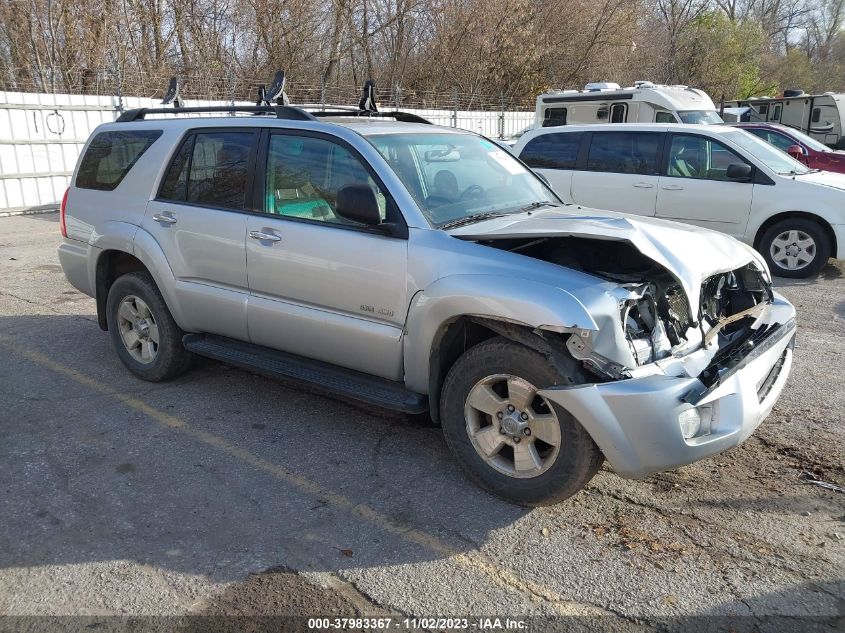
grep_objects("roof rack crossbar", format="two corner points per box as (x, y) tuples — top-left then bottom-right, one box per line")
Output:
(116, 105), (318, 123)
(309, 110), (432, 124)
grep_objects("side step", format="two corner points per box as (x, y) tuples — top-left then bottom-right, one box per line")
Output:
(183, 334), (428, 415)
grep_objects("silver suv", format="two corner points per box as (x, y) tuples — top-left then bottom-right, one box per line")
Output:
(58, 105), (797, 505)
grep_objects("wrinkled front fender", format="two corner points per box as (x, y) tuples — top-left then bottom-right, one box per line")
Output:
(403, 274), (598, 393)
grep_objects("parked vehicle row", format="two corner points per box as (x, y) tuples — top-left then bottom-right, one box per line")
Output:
(58, 104), (797, 505)
(730, 122), (845, 173)
(513, 123), (845, 278)
(726, 90), (845, 149)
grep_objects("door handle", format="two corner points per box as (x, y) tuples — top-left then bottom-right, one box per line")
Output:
(249, 230), (281, 242)
(152, 213), (177, 225)
(633, 182), (654, 189)
(662, 184), (684, 191)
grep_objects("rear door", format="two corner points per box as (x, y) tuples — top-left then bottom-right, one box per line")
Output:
(144, 128), (257, 340)
(655, 133), (753, 237)
(244, 130), (409, 380)
(518, 131), (583, 200)
(569, 131), (663, 216)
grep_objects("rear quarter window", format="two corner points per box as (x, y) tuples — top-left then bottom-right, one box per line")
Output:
(76, 130), (162, 191)
(520, 132), (582, 169)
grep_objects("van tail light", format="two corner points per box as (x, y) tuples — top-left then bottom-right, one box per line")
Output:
(59, 187), (69, 238)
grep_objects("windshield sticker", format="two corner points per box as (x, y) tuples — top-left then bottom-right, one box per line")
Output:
(488, 149), (526, 175)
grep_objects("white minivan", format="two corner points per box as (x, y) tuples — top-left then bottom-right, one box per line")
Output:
(513, 123), (845, 277)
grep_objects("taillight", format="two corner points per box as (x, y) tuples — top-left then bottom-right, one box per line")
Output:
(59, 187), (69, 238)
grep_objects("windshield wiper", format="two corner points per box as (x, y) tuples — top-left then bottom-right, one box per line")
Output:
(440, 211), (512, 230)
(517, 201), (562, 213)
(439, 201), (561, 230)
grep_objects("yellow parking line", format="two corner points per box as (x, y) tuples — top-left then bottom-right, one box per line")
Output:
(0, 335), (605, 616)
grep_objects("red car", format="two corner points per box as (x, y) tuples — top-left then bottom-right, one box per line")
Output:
(731, 122), (845, 174)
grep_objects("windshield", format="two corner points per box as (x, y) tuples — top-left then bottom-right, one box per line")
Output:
(723, 130), (812, 175)
(366, 133), (560, 227)
(781, 127), (831, 152)
(678, 110), (724, 124)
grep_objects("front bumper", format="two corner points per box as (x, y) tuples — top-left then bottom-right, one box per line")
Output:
(539, 294), (797, 478)
(831, 223), (845, 260)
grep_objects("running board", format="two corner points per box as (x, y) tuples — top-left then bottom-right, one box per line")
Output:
(182, 334), (428, 414)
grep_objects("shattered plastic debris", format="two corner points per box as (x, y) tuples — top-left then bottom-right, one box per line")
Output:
(800, 471), (845, 493)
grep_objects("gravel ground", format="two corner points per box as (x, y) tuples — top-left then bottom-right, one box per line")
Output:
(0, 213), (843, 631)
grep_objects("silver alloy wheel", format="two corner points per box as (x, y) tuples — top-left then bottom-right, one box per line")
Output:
(770, 229), (816, 271)
(464, 374), (561, 479)
(116, 295), (159, 364)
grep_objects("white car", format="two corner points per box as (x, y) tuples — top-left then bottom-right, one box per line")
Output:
(513, 123), (845, 277)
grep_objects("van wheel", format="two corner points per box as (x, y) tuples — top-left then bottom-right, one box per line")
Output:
(440, 337), (603, 506)
(106, 271), (193, 381)
(760, 218), (830, 278)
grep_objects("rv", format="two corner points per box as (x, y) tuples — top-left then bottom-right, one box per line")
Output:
(725, 91), (845, 149)
(534, 81), (722, 129)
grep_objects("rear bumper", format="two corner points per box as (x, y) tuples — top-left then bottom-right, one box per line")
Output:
(57, 239), (95, 297)
(539, 295), (796, 478)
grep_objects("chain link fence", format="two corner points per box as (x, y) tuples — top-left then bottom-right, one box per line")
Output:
(0, 69), (536, 214)
(0, 66), (536, 112)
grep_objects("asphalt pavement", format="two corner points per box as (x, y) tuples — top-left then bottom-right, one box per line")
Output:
(0, 213), (842, 630)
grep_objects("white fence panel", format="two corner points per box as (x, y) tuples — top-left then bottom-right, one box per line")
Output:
(0, 91), (534, 214)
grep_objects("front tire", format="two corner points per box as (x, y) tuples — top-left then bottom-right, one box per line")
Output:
(759, 218), (830, 278)
(106, 271), (193, 382)
(440, 337), (603, 506)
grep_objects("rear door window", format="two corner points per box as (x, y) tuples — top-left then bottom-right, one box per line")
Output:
(76, 130), (162, 191)
(586, 132), (661, 175)
(520, 133), (582, 169)
(158, 130), (256, 210)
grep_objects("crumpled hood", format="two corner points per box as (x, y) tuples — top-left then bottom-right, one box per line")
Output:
(448, 206), (762, 317)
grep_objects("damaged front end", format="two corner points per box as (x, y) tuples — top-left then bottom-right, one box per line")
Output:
(474, 232), (796, 478)
(480, 234), (778, 382)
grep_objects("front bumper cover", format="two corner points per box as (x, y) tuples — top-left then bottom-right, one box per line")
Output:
(538, 294), (797, 478)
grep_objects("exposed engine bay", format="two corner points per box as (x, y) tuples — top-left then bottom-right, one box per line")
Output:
(479, 235), (774, 379)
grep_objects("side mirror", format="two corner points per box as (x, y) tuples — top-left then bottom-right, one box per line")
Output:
(335, 184), (382, 226)
(786, 144), (808, 163)
(726, 163), (753, 181)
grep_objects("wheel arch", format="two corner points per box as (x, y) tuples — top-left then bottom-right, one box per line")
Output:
(95, 228), (186, 332)
(753, 211), (837, 257)
(94, 250), (149, 330)
(402, 276), (598, 415)
(425, 316), (586, 425)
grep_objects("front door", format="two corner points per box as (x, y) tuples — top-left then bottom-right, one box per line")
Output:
(570, 130), (663, 216)
(144, 128), (257, 340)
(656, 133), (754, 238)
(245, 131), (409, 380)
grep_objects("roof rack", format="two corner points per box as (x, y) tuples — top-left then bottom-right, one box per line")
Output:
(115, 105), (317, 122)
(115, 105), (432, 125)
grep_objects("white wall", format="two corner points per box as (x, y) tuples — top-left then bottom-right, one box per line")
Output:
(0, 91), (533, 214)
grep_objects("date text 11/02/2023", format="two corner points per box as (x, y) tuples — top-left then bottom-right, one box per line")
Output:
(307, 617), (527, 630)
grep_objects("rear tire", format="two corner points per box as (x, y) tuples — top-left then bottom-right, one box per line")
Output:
(440, 336), (603, 506)
(759, 218), (830, 278)
(106, 271), (193, 382)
